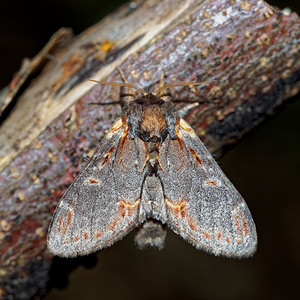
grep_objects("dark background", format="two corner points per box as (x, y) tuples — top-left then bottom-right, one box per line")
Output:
(1, 1), (300, 299)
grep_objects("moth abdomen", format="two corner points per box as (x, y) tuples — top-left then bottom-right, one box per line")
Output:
(134, 219), (167, 250)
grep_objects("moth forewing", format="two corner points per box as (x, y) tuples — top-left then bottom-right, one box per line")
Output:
(157, 119), (257, 258)
(47, 118), (147, 257)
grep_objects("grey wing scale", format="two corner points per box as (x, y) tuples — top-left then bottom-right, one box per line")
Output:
(158, 118), (257, 258)
(47, 118), (148, 257)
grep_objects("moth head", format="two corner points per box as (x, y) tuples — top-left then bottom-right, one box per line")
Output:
(88, 71), (215, 142)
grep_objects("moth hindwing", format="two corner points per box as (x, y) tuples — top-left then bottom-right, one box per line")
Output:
(47, 70), (257, 258)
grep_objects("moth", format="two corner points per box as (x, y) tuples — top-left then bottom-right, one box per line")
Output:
(47, 68), (257, 258)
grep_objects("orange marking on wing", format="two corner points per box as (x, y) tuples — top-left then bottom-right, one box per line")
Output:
(232, 213), (242, 237)
(202, 231), (212, 239)
(119, 201), (126, 218)
(205, 180), (217, 185)
(127, 206), (134, 217)
(94, 230), (103, 239)
(117, 124), (130, 167)
(118, 198), (140, 218)
(83, 232), (89, 240)
(64, 210), (73, 234)
(101, 146), (115, 166)
(119, 130), (128, 152)
(241, 215), (249, 236)
(106, 220), (134, 245)
(108, 217), (119, 231)
(235, 220), (242, 237)
(180, 203), (187, 218)
(175, 125), (184, 149)
(140, 142), (149, 173)
(89, 178), (99, 184)
(165, 197), (188, 219)
(73, 235), (80, 243)
(63, 237), (70, 244)
(187, 215), (199, 232)
(109, 117), (125, 134)
(178, 119), (196, 137)
(174, 124), (185, 169)
(165, 197), (172, 213)
(225, 237), (230, 243)
(189, 148), (203, 166)
(217, 232), (222, 240)
(57, 215), (63, 233)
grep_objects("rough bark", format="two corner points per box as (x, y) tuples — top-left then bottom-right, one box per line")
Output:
(0, 0), (299, 298)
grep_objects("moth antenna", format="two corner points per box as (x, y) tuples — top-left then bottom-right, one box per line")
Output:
(117, 67), (129, 83)
(155, 80), (216, 97)
(116, 67), (138, 96)
(87, 79), (147, 95)
(85, 101), (121, 106)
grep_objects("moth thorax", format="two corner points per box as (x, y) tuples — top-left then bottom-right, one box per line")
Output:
(140, 105), (166, 138)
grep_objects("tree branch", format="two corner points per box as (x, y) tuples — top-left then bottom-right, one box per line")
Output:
(0, 0), (299, 298)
